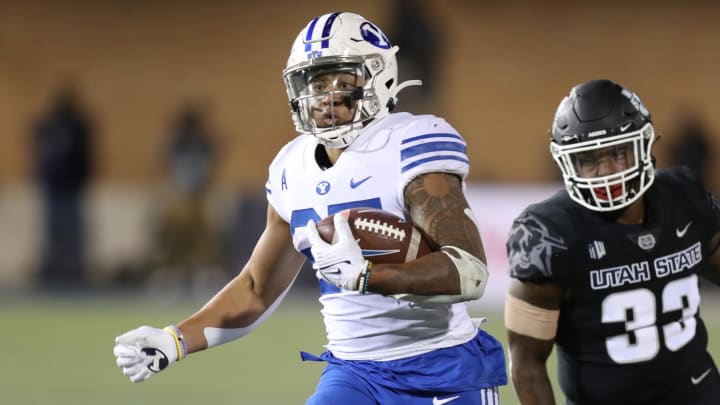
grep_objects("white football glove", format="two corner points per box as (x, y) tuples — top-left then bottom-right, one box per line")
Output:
(307, 214), (368, 291)
(113, 325), (184, 383)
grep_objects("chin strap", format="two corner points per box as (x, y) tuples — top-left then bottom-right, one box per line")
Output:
(396, 79), (423, 93)
(387, 80), (423, 112)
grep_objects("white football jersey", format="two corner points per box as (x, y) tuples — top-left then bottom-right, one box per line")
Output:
(266, 112), (478, 361)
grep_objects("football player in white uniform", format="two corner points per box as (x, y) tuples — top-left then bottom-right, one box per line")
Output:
(113, 12), (507, 404)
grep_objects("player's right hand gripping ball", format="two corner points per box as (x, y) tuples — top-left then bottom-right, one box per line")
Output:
(316, 208), (433, 264)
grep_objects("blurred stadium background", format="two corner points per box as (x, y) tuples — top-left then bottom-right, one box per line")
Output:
(1, 1), (718, 403)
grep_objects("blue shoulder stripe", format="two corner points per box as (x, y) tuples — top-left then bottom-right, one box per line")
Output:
(401, 155), (469, 173)
(400, 132), (468, 173)
(401, 132), (464, 144)
(401, 140), (466, 161)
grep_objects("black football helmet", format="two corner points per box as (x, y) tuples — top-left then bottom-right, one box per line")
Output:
(550, 79), (656, 211)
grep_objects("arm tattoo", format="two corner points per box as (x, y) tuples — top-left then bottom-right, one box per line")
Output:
(404, 173), (486, 261)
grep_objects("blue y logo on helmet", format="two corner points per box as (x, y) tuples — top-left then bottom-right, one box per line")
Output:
(360, 22), (391, 49)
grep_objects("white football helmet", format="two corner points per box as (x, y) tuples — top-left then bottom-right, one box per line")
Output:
(283, 12), (421, 148)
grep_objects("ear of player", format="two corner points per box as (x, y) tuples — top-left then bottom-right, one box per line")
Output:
(113, 325), (187, 383)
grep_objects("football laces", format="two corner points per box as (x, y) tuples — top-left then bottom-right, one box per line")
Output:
(353, 218), (406, 241)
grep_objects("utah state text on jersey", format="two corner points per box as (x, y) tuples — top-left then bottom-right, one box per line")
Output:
(590, 242), (702, 290)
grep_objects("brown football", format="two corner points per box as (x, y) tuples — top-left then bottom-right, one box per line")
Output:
(316, 207), (433, 264)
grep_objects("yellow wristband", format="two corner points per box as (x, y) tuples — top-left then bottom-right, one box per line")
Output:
(163, 325), (186, 361)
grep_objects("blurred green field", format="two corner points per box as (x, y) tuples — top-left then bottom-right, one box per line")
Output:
(1, 290), (719, 405)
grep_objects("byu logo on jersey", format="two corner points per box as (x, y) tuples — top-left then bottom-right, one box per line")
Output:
(316, 180), (331, 195)
(360, 22), (391, 49)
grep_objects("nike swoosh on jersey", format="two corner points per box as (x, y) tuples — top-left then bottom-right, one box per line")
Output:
(350, 176), (372, 188)
(676, 221), (692, 238)
(432, 395), (460, 405)
(691, 368), (712, 385)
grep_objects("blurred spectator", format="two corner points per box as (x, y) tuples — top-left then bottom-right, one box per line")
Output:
(667, 108), (716, 191)
(166, 105), (215, 196)
(32, 83), (94, 289)
(387, 0), (443, 113)
(148, 102), (223, 291)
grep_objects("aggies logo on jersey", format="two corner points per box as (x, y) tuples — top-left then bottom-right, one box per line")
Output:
(637, 233), (656, 250)
(507, 213), (567, 277)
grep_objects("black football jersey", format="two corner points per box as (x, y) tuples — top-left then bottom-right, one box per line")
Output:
(507, 167), (720, 404)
